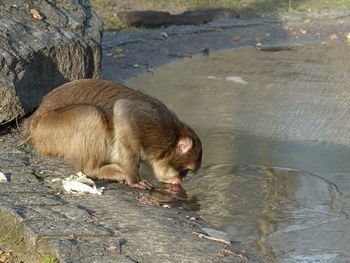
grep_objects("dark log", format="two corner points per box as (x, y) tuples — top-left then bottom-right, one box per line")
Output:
(118, 8), (240, 27)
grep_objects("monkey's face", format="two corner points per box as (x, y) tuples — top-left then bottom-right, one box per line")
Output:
(151, 136), (202, 184)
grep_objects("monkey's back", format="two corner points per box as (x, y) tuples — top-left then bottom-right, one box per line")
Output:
(36, 79), (153, 114)
(24, 79), (181, 145)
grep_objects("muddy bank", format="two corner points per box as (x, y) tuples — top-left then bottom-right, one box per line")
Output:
(102, 9), (350, 83)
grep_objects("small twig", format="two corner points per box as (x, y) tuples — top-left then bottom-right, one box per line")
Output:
(192, 231), (231, 245)
(167, 53), (192, 59)
(220, 249), (248, 260)
(136, 195), (160, 206)
(198, 215), (208, 222)
(16, 136), (30, 147)
(15, 117), (20, 130)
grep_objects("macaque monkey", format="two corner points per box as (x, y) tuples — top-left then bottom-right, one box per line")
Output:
(22, 79), (202, 189)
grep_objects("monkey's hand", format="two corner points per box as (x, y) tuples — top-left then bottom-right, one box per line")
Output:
(129, 179), (153, 190)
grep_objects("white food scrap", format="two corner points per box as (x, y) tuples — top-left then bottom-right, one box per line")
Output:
(225, 76), (248, 85)
(62, 172), (104, 195)
(0, 172), (8, 183)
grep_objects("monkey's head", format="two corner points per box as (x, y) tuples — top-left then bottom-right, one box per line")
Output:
(150, 126), (202, 185)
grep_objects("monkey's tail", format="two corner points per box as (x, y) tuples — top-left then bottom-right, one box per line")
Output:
(16, 116), (32, 147)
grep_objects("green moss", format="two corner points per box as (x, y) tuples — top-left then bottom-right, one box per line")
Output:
(102, 15), (128, 31)
(0, 213), (25, 250)
(0, 208), (58, 263)
(90, 0), (111, 9)
(33, 170), (49, 179)
(41, 256), (59, 263)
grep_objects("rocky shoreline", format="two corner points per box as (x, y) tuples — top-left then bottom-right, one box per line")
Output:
(1, 6), (350, 262)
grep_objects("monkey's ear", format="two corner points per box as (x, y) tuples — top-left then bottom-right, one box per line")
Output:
(176, 137), (193, 154)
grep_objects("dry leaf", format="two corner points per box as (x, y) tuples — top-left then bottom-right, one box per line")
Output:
(217, 251), (225, 257)
(231, 35), (241, 41)
(219, 249), (248, 260)
(30, 9), (44, 20)
(107, 245), (118, 252)
(330, 33), (338, 40)
(136, 196), (160, 206)
(0, 255), (7, 263)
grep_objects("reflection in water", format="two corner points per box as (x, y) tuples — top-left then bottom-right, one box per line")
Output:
(184, 164), (347, 262)
(140, 163), (200, 210)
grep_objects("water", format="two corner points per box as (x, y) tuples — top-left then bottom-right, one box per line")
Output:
(184, 137), (350, 262)
(127, 44), (350, 262)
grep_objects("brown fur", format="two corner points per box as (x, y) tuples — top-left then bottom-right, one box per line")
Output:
(22, 79), (202, 188)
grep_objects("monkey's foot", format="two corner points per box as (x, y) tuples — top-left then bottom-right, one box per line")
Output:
(129, 180), (153, 190)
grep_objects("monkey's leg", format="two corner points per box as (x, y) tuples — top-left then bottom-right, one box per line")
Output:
(88, 164), (152, 189)
(30, 104), (110, 172)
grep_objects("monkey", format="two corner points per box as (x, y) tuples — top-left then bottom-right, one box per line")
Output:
(21, 79), (202, 189)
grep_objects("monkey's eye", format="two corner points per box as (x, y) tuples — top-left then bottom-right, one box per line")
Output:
(179, 169), (189, 177)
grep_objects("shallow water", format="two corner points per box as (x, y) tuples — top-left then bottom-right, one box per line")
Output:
(127, 44), (350, 262)
(184, 141), (350, 262)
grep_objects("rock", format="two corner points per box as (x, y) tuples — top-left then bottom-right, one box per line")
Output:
(0, 0), (102, 124)
(118, 8), (240, 27)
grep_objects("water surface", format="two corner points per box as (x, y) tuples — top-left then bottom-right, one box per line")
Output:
(128, 44), (350, 262)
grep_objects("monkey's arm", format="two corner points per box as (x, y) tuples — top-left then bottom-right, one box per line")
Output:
(91, 163), (152, 189)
